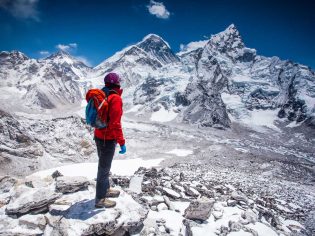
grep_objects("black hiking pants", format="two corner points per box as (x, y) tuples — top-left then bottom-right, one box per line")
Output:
(95, 137), (116, 200)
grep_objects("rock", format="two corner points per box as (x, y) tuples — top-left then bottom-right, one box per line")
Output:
(141, 195), (164, 206)
(24, 176), (54, 189)
(161, 187), (181, 199)
(112, 176), (130, 188)
(158, 225), (166, 233)
(5, 186), (61, 217)
(163, 195), (175, 211)
(184, 197), (215, 221)
(55, 176), (89, 194)
(19, 214), (47, 230)
(51, 170), (63, 179)
(48, 191), (148, 235)
(184, 185), (200, 197)
(151, 206), (157, 211)
(157, 203), (168, 211)
(0, 176), (17, 193)
(241, 209), (258, 224)
(212, 211), (223, 220)
(231, 191), (248, 203)
(229, 220), (242, 232)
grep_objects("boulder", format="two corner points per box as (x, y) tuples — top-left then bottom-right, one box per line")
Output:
(184, 197), (215, 221)
(55, 176), (90, 194)
(47, 190), (148, 235)
(5, 186), (61, 216)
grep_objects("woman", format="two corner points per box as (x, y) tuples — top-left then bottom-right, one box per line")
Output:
(94, 72), (126, 208)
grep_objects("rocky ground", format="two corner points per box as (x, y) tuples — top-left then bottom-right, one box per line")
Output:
(0, 112), (314, 235)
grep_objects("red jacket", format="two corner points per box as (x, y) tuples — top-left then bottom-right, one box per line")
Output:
(94, 88), (125, 146)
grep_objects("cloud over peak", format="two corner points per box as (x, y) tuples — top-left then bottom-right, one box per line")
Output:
(56, 43), (77, 52)
(147, 0), (170, 19)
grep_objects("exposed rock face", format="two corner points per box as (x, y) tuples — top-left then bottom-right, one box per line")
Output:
(55, 176), (90, 194)
(180, 56), (231, 127)
(137, 34), (180, 65)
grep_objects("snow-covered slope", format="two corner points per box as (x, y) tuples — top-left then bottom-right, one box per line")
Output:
(0, 50), (91, 111)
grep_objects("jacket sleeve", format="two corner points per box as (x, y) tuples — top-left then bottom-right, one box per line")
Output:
(108, 95), (125, 146)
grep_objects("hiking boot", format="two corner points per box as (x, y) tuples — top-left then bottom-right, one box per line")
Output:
(105, 188), (120, 198)
(95, 198), (116, 208)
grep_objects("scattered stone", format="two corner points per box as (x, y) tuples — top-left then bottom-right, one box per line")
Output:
(157, 203), (168, 211)
(231, 191), (248, 203)
(51, 170), (63, 179)
(184, 185), (200, 197)
(163, 195), (175, 211)
(158, 225), (166, 233)
(229, 220), (242, 232)
(151, 206), (157, 211)
(112, 176), (130, 188)
(161, 187), (181, 199)
(241, 209), (258, 224)
(5, 186), (61, 216)
(0, 176), (17, 193)
(19, 214), (47, 230)
(212, 211), (223, 220)
(184, 197), (215, 221)
(55, 176), (89, 194)
(227, 199), (237, 207)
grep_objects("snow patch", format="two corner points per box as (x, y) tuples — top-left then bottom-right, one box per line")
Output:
(166, 149), (193, 157)
(31, 158), (164, 179)
(150, 107), (178, 122)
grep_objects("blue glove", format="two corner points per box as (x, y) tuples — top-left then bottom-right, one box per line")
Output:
(119, 144), (126, 154)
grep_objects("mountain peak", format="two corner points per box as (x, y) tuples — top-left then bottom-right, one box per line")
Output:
(137, 33), (179, 64)
(140, 34), (170, 48)
(47, 50), (71, 59)
(0, 50), (29, 61)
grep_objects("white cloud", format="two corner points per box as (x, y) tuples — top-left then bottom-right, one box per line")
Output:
(39, 50), (49, 56)
(179, 40), (208, 52)
(75, 56), (92, 67)
(147, 0), (170, 19)
(0, 0), (40, 21)
(56, 43), (77, 52)
(69, 43), (77, 48)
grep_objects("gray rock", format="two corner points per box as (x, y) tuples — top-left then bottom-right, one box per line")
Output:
(229, 220), (242, 232)
(231, 191), (248, 203)
(0, 176), (17, 194)
(51, 170), (63, 179)
(241, 209), (258, 224)
(19, 214), (47, 230)
(184, 197), (215, 221)
(163, 195), (175, 211)
(55, 176), (89, 194)
(157, 203), (168, 211)
(5, 186), (61, 216)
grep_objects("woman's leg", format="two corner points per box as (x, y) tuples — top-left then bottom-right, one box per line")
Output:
(95, 138), (116, 200)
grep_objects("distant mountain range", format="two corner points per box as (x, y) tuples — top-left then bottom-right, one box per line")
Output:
(0, 24), (314, 128)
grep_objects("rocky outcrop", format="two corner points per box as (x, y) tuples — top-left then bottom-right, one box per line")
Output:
(5, 185), (62, 216)
(55, 176), (90, 194)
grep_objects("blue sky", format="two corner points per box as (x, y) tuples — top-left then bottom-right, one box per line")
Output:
(0, 0), (314, 68)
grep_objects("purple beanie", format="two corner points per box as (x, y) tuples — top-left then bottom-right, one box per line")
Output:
(104, 72), (121, 85)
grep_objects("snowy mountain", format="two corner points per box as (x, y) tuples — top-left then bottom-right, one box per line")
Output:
(0, 50), (91, 111)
